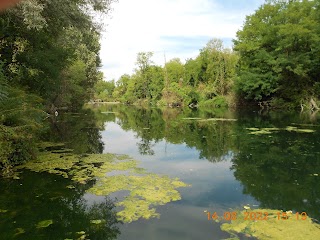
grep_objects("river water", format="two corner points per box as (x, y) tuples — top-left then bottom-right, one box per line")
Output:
(0, 104), (319, 239)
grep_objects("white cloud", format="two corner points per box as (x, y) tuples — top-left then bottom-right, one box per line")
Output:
(100, 0), (263, 80)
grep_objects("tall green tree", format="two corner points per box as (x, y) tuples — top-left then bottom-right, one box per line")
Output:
(234, 0), (320, 107)
(135, 52), (154, 99)
(0, 0), (117, 169)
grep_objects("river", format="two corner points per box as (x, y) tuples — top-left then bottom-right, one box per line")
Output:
(0, 104), (319, 239)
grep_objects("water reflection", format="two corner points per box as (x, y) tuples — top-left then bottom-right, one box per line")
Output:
(232, 119), (320, 219)
(1, 104), (319, 239)
(0, 171), (121, 239)
(89, 104), (320, 221)
(89, 104), (237, 162)
(44, 108), (105, 154)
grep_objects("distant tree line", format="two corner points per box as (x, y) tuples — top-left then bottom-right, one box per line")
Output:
(100, 0), (320, 111)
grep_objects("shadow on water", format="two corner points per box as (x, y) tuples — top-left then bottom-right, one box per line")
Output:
(0, 170), (121, 239)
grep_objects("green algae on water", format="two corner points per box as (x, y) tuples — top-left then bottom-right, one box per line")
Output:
(36, 220), (53, 228)
(182, 117), (202, 120)
(198, 118), (237, 122)
(285, 126), (315, 133)
(88, 174), (189, 222)
(13, 228), (25, 237)
(90, 219), (105, 224)
(221, 209), (320, 240)
(246, 126), (315, 135)
(16, 145), (190, 223)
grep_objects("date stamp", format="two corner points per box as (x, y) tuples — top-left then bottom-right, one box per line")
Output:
(205, 211), (308, 221)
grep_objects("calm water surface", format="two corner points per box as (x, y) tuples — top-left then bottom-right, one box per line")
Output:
(1, 104), (320, 239)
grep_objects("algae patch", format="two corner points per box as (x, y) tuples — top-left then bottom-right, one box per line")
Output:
(90, 219), (105, 224)
(36, 220), (53, 228)
(246, 126), (315, 135)
(198, 118), (237, 122)
(221, 209), (320, 240)
(16, 148), (190, 223)
(88, 174), (189, 222)
(13, 228), (25, 237)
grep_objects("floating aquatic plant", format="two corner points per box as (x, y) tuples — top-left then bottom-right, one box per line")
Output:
(285, 126), (315, 133)
(36, 220), (53, 228)
(246, 126), (315, 135)
(16, 143), (190, 223)
(13, 228), (25, 237)
(198, 118), (237, 122)
(90, 219), (105, 224)
(88, 174), (188, 222)
(221, 209), (320, 240)
(182, 117), (202, 120)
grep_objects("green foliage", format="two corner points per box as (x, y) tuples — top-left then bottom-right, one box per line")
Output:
(94, 79), (116, 102)
(0, 0), (117, 169)
(115, 41), (237, 108)
(165, 58), (185, 84)
(0, 86), (44, 170)
(199, 96), (228, 108)
(0, 125), (37, 171)
(234, 0), (320, 105)
(112, 74), (130, 101)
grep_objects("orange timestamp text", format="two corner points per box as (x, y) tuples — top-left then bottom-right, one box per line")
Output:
(205, 211), (308, 221)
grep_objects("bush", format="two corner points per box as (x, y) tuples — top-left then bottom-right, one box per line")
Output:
(0, 125), (37, 171)
(0, 86), (44, 172)
(199, 96), (228, 108)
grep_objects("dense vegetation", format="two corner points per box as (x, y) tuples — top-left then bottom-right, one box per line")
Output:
(1, 0), (320, 171)
(234, 0), (320, 109)
(97, 0), (320, 111)
(0, 0), (116, 171)
(108, 39), (239, 108)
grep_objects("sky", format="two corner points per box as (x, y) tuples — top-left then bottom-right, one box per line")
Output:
(99, 0), (264, 81)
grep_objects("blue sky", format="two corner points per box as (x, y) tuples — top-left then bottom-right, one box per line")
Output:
(100, 0), (264, 80)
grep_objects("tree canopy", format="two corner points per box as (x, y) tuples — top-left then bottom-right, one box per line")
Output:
(234, 0), (320, 108)
(0, 0), (117, 169)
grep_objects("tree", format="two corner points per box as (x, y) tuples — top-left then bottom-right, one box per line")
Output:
(94, 79), (115, 101)
(113, 74), (130, 101)
(0, 0), (117, 169)
(135, 52), (154, 99)
(165, 58), (185, 84)
(234, 0), (320, 107)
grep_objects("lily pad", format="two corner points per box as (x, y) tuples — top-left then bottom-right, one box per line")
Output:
(36, 220), (53, 228)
